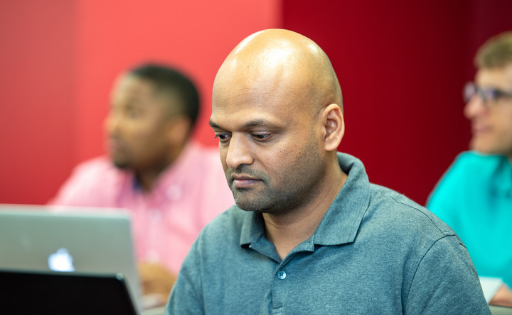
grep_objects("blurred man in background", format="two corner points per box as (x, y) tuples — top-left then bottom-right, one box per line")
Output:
(428, 32), (512, 307)
(50, 63), (234, 306)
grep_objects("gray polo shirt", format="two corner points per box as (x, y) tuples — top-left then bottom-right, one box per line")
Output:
(166, 153), (490, 315)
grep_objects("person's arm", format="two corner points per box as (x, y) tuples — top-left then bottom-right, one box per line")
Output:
(405, 236), (491, 314)
(480, 277), (505, 303)
(139, 262), (177, 309)
(489, 283), (512, 307)
(165, 241), (204, 315)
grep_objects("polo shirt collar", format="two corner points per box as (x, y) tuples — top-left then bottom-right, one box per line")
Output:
(312, 153), (370, 245)
(239, 152), (371, 248)
(240, 211), (264, 246)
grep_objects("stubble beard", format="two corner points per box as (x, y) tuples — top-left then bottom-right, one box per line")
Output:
(229, 139), (324, 215)
(111, 153), (132, 170)
(113, 159), (130, 169)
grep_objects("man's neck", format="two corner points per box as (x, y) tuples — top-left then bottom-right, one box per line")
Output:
(264, 161), (347, 261)
(136, 167), (168, 192)
(135, 143), (187, 192)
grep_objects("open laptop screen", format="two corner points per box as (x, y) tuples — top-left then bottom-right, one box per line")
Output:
(0, 270), (137, 315)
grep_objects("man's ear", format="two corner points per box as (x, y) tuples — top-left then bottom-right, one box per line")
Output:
(166, 115), (192, 146)
(322, 104), (344, 151)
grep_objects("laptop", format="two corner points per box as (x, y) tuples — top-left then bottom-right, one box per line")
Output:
(0, 270), (137, 315)
(0, 204), (142, 314)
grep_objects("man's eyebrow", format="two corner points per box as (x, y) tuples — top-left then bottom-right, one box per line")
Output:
(209, 119), (273, 129)
(242, 119), (271, 128)
(209, 120), (220, 128)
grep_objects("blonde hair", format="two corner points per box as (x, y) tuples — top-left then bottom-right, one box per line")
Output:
(475, 31), (512, 68)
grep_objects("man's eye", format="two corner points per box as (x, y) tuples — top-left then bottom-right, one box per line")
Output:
(215, 134), (231, 142)
(483, 89), (500, 101)
(253, 134), (272, 141)
(490, 90), (505, 101)
(480, 88), (512, 102)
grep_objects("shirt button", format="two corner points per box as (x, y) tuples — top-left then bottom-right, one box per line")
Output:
(277, 270), (286, 280)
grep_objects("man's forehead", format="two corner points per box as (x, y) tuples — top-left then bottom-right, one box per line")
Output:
(213, 54), (327, 118)
(112, 75), (142, 93)
(213, 59), (313, 108)
(477, 64), (512, 89)
(211, 72), (317, 134)
(110, 74), (161, 102)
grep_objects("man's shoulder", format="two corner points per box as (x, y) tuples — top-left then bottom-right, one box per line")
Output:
(49, 157), (126, 206)
(195, 206), (246, 245)
(366, 184), (456, 243)
(450, 151), (504, 178)
(431, 151), (507, 198)
(202, 205), (245, 232)
(68, 156), (126, 185)
(73, 156), (117, 173)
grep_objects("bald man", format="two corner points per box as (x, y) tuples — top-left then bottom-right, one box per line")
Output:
(166, 30), (490, 314)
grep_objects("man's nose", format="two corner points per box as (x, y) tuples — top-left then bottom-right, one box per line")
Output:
(104, 112), (120, 135)
(225, 134), (254, 169)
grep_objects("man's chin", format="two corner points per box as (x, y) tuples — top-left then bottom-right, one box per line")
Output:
(231, 185), (278, 213)
(236, 203), (268, 213)
(111, 158), (131, 169)
(233, 194), (268, 212)
(234, 195), (283, 214)
(470, 139), (505, 156)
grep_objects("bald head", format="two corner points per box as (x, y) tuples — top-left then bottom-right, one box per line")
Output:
(210, 29), (346, 214)
(213, 29), (342, 115)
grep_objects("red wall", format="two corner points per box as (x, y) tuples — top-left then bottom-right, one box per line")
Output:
(283, 0), (512, 204)
(0, 1), (77, 204)
(2, 0), (512, 205)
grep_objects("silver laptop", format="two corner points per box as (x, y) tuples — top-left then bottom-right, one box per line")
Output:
(0, 204), (142, 314)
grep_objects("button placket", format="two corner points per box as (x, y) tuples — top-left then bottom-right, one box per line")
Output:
(146, 208), (161, 262)
(271, 266), (288, 311)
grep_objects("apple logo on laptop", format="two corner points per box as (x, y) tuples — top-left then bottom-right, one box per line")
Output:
(48, 248), (75, 272)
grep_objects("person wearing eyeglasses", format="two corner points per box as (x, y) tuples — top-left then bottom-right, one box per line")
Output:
(428, 32), (512, 307)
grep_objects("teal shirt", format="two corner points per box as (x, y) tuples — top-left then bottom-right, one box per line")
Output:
(428, 151), (512, 287)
